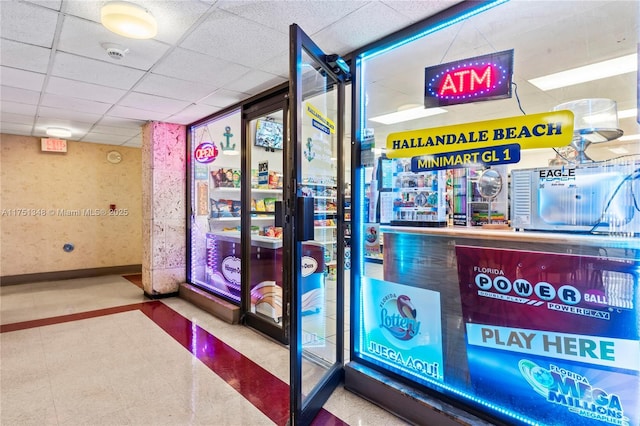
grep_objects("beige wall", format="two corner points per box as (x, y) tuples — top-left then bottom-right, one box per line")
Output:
(0, 134), (142, 277)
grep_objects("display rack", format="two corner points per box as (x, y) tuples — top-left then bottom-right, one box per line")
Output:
(452, 165), (508, 227)
(389, 159), (447, 227)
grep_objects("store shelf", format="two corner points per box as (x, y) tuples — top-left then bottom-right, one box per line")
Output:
(302, 182), (336, 187)
(211, 187), (240, 192)
(250, 188), (282, 193)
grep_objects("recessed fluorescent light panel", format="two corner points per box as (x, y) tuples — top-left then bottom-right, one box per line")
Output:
(528, 53), (637, 91)
(369, 107), (447, 125)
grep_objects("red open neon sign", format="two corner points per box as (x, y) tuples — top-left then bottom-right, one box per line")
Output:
(424, 49), (513, 108)
(194, 142), (219, 164)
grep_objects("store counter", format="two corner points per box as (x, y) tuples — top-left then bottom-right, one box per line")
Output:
(381, 225), (640, 249)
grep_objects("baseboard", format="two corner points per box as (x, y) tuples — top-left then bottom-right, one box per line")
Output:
(144, 290), (179, 299)
(0, 265), (142, 286)
(179, 282), (241, 324)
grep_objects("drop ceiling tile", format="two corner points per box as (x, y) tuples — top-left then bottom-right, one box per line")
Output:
(217, 1), (367, 35)
(0, 39), (51, 73)
(0, 66), (46, 91)
(24, 0), (62, 11)
(45, 77), (126, 104)
(106, 105), (170, 121)
(153, 47), (250, 86)
(37, 106), (103, 124)
(118, 92), (191, 114)
(0, 86), (42, 105)
(90, 125), (141, 137)
(0, 100), (38, 117)
(121, 134), (142, 147)
(256, 50), (288, 78)
(57, 15), (171, 71)
(224, 70), (286, 95)
(198, 88), (250, 108)
(0, 123), (33, 135)
(82, 132), (132, 145)
(61, 0), (101, 22)
(135, 73), (218, 102)
(382, 0), (461, 23)
(97, 116), (146, 130)
(180, 9), (288, 68)
(141, 0), (211, 45)
(165, 104), (222, 125)
(312, 2), (413, 55)
(0, 112), (35, 125)
(40, 93), (112, 115)
(51, 52), (146, 90)
(0, 1), (58, 48)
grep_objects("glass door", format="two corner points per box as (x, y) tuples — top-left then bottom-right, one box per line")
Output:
(241, 92), (289, 344)
(288, 24), (348, 424)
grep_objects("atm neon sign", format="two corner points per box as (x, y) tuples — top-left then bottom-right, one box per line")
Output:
(424, 49), (513, 108)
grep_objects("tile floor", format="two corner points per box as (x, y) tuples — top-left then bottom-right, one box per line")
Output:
(1, 275), (410, 425)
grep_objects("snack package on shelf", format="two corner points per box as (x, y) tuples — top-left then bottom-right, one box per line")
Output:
(211, 168), (241, 188)
(231, 201), (241, 217)
(268, 171), (280, 189)
(264, 197), (276, 212)
(263, 226), (283, 238)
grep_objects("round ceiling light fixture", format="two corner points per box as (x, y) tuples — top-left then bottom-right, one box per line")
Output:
(101, 1), (158, 40)
(46, 127), (72, 138)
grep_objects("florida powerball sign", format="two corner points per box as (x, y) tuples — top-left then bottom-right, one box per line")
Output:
(360, 277), (444, 385)
(456, 246), (640, 426)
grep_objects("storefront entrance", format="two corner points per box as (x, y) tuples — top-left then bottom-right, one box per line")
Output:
(287, 24), (349, 424)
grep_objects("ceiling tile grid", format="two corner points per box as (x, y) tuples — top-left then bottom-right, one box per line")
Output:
(1, 0), (460, 147)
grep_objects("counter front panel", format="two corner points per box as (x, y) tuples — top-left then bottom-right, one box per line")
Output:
(356, 227), (639, 425)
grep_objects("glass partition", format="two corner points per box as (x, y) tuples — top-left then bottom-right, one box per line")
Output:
(352, 1), (639, 425)
(189, 109), (243, 304)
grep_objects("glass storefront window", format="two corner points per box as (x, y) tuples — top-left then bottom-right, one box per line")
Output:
(353, 1), (639, 425)
(189, 109), (243, 303)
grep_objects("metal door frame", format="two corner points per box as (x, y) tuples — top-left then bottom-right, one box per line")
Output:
(288, 23), (348, 425)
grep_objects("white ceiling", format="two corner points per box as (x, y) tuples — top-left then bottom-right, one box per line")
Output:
(0, 0), (461, 147)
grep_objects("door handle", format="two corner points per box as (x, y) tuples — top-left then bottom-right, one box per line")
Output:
(296, 196), (314, 241)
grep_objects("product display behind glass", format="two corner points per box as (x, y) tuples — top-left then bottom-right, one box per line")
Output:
(189, 109), (243, 304)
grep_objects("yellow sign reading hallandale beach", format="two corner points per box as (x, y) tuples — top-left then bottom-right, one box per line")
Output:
(385, 111), (574, 159)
